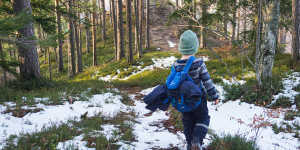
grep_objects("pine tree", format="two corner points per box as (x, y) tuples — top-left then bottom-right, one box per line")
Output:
(127, 0), (133, 63)
(55, 0), (64, 72)
(101, 0), (106, 40)
(292, 0), (300, 61)
(68, 0), (76, 77)
(92, 0), (98, 66)
(12, 0), (41, 80)
(111, 0), (118, 60)
(117, 0), (124, 60)
(138, 0), (143, 58)
(145, 0), (150, 48)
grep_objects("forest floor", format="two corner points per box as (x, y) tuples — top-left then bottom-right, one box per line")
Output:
(0, 52), (299, 149)
(0, 0), (299, 149)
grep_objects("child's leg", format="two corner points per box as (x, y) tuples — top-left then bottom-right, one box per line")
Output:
(192, 97), (210, 144)
(181, 111), (196, 146)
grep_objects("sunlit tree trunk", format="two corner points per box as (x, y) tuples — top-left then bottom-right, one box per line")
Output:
(145, 0), (150, 48)
(101, 0), (106, 40)
(138, 0), (143, 58)
(68, 0), (76, 77)
(111, 0), (118, 60)
(12, 0), (41, 80)
(92, 0), (97, 66)
(292, 0), (300, 61)
(259, 0), (280, 82)
(117, 0), (124, 60)
(134, 0), (140, 54)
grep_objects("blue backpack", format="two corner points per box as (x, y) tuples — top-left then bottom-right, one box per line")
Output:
(164, 56), (202, 112)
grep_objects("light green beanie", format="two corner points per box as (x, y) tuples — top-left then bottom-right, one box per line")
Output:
(178, 30), (199, 55)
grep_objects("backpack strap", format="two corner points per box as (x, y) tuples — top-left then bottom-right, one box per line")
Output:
(183, 56), (195, 73)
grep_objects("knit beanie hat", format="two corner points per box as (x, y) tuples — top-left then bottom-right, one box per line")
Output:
(178, 30), (199, 55)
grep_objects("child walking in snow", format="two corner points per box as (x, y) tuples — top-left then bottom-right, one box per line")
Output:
(175, 30), (219, 150)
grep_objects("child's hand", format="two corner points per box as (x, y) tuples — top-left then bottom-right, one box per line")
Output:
(214, 99), (219, 105)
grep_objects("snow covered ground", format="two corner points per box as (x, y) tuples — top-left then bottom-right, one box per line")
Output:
(1, 75), (299, 149)
(0, 56), (299, 149)
(94, 56), (178, 81)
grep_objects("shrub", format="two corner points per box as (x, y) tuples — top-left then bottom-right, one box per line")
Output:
(208, 133), (259, 150)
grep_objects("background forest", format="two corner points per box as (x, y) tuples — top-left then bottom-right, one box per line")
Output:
(0, 0), (299, 149)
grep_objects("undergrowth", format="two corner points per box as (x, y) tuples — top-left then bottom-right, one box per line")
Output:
(208, 133), (259, 150)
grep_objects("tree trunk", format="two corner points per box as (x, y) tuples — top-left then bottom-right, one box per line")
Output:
(117, 0), (124, 60)
(85, 11), (91, 53)
(101, 0), (106, 40)
(224, 20), (228, 40)
(92, 0), (98, 66)
(111, 0), (118, 60)
(98, 0), (102, 29)
(55, 0), (64, 72)
(134, 0), (140, 54)
(48, 47), (52, 80)
(12, 0), (41, 80)
(292, 0), (300, 61)
(74, 0), (81, 73)
(127, 0), (133, 63)
(255, 0), (263, 86)
(259, 0), (280, 81)
(138, 0), (143, 58)
(68, 0), (76, 77)
(79, 6), (83, 72)
(237, 3), (240, 41)
(145, 0), (150, 48)
(176, 0), (178, 8)
(110, 0), (113, 25)
(232, 0), (237, 40)
(42, 31), (47, 62)
(0, 41), (6, 86)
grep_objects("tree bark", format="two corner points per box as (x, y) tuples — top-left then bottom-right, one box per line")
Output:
(74, 0), (82, 72)
(68, 0), (76, 77)
(134, 0), (140, 54)
(98, 0), (102, 29)
(145, 0), (150, 48)
(255, 0), (263, 86)
(109, 0), (113, 25)
(117, 0), (124, 60)
(0, 41), (6, 86)
(79, 3), (83, 72)
(232, 0), (237, 40)
(55, 0), (64, 72)
(12, 0), (41, 80)
(85, 11), (91, 53)
(259, 0), (280, 81)
(138, 0), (143, 58)
(127, 0), (133, 63)
(101, 0), (106, 40)
(92, 0), (98, 66)
(292, 0), (300, 61)
(237, 2), (240, 41)
(111, 0), (118, 60)
(48, 47), (52, 80)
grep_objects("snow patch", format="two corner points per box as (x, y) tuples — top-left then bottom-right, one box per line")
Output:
(167, 40), (176, 48)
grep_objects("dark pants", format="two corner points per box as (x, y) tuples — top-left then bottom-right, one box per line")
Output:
(181, 97), (210, 146)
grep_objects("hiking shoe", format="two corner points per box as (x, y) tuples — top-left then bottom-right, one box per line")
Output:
(191, 138), (203, 150)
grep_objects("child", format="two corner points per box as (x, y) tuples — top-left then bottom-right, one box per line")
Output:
(175, 30), (219, 150)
